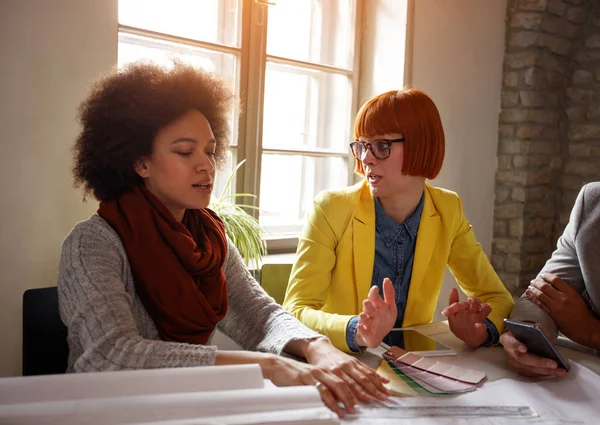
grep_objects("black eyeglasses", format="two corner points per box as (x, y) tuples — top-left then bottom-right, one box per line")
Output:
(349, 138), (405, 160)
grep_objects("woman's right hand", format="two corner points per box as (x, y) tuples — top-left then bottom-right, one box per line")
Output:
(260, 354), (362, 418)
(499, 331), (567, 377)
(355, 278), (397, 348)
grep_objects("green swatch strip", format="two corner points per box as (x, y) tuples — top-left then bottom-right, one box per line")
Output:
(384, 359), (450, 397)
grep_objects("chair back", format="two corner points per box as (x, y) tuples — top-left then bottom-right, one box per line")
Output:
(22, 286), (69, 375)
(260, 263), (293, 305)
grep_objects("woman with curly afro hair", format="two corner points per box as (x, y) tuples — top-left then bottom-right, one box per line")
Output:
(58, 61), (389, 418)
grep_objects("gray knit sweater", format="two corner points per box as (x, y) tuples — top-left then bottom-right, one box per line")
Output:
(510, 182), (600, 355)
(58, 215), (320, 373)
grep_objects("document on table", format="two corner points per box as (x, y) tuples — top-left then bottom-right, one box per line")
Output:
(343, 361), (600, 425)
(0, 364), (338, 425)
(0, 364), (264, 404)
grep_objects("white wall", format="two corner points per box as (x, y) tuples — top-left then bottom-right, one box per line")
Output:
(412, 0), (507, 317)
(361, 0), (508, 319)
(0, 0), (118, 377)
(359, 0), (409, 101)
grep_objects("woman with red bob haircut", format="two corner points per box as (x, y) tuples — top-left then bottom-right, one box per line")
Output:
(283, 89), (514, 353)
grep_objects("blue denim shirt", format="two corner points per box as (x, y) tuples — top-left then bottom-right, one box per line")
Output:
(346, 195), (499, 351)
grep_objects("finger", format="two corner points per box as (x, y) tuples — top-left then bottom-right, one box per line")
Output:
(342, 363), (389, 402)
(335, 368), (372, 403)
(362, 300), (376, 315)
(530, 279), (559, 300)
(355, 362), (391, 393)
(526, 290), (551, 314)
(469, 302), (492, 322)
(540, 273), (571, 293)
(467, 298), (481, 314)
(382, 278), (396, 308)
(315, 371), (357, 415)
(513, 351), (562, 372)
(314, 381), (345, 418)
(476, 303), (492, 321)
(368, 286), (386, 310)
(442, 301), (470, 316)
(368, 285), (381, 302)
(338, 371), (371, 403)
(525, 289), (540, 303)
(467, 297), (481, 306)
(346, 362), (390, 400)
(448, 287), (459, 305)
(513, 362), (568, 378)
(502, 342), (561, 377)
(358, 313), (372, 329)
(527, 286), (555, 309)
(500, 331), (528, 354)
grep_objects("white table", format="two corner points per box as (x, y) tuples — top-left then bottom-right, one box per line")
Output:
(357, 321), (600, 381)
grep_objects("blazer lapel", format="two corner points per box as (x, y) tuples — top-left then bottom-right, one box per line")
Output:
(403, 185), (440, 324)
(353, 182), (375, 312)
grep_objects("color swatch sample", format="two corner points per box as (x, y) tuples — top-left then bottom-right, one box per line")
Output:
(383, 346), (486, 385)
(376, 359), (445, 397)
(393, 362), (477, 394)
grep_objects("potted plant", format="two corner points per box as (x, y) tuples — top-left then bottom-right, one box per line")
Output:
(209, 160), (267, 269)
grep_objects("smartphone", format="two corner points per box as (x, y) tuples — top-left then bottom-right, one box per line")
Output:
(381, 329), (457, 357)
(503, 318), (569, 371)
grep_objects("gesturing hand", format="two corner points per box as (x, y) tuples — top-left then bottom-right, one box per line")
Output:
(442, 288), (491, 349)
(526, 273), (596, 345)
(355, 278), (397, 348)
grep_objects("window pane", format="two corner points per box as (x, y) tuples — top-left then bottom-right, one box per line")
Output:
(259, 154), (348, 235)
(262, 63), (352, 153)
(266, 0), (356, 69)
(118, 32), (239, 147)
(119, 0), (241, 47)
(118, 33), (237, 80)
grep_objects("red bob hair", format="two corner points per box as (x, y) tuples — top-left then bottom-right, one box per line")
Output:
(353, 89), (445, 179)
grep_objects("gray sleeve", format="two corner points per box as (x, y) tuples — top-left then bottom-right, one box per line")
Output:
(510, 184), (587, 341)
(217, 239), (322, 355)
(58, 221), (218, 372)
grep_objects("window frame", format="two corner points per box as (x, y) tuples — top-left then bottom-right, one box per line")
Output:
(118, 0), (364, 253)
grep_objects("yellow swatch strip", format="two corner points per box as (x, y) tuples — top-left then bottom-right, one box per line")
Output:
(375, 360), (420, 397)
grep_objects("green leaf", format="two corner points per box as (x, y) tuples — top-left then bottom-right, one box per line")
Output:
(209, 160), (267, 267)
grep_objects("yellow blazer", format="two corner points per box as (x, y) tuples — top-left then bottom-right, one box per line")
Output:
(283, 180), (514, 352)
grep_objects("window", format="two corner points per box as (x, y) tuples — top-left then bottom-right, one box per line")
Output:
(118, 0), (361, 249)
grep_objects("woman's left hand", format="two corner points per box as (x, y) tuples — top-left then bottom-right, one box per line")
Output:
(442, 288), (491, 348)
(303, 338), (390, 403)
(526, 273), (597, 345)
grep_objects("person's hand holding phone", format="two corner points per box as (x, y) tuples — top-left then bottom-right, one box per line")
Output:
(442, 288), (491, 349)
(500, 322), (568, 378)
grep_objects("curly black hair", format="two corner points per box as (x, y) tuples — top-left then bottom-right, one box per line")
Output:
(73, 60), (234, 202)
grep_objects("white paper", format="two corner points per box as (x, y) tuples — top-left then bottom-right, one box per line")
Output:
(343, 361), (600, 424)
(0, 386), (334, 425)
(0, 364), (264, 404)
(342, 418), (586, 425)
(125, 407), (338, 425)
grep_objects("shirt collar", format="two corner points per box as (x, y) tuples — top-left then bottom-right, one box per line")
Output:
(375, 193), (424, 241)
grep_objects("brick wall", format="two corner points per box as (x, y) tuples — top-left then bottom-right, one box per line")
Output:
(493, 0), (600, 295)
